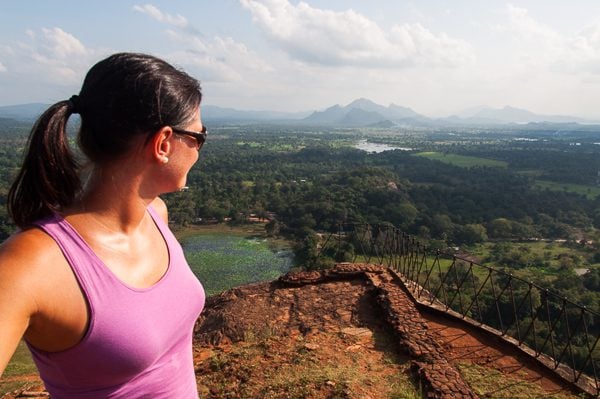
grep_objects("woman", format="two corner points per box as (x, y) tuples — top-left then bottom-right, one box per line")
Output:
(0, 53), (206, 398)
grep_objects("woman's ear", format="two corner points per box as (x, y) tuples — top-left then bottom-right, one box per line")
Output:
(151, 127), (173, 164)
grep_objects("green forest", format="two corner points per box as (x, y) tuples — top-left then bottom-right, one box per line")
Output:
(3, 118), (600, 379)
(1, 120), (600, 303)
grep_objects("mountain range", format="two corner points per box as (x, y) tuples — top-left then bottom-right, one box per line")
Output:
(0, 99), (597, 127)
(300, 98), (596, 127)
(0, 103), (49, 121)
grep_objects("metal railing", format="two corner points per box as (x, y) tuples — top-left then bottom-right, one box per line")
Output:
(314, 223), (600, 396)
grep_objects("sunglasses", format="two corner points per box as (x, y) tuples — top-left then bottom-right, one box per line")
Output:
(172, 126), (207, 149)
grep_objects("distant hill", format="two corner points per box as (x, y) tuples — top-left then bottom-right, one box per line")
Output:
(447, 105), (593, 124)
(202, 105), (310, 123)
(1, 101), (597, 127)
(302, 99), (598, 127)
(0, 103), (48, 121)
(303, 98), (426, 127)
(0, 117), (34, 137)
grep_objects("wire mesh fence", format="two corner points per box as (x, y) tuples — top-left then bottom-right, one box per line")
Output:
(313, 223), (600, 396)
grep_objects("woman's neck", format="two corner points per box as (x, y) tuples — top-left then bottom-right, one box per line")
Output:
(75, 165), (153, 234)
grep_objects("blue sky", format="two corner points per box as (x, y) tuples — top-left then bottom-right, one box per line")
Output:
(2, 1), (600, 118)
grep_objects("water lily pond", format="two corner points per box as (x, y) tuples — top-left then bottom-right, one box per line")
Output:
(181, 233), (295, 296)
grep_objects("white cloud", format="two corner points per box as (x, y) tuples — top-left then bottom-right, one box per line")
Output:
(503, 4), (559, 43)
(468, 4), (600, 117)
(127, 1), (479, 113)
(165, 33), (252, 83)
(239, 0), (473, 68)
(133, 4), (188, 28)
(133, 3), (269, 83)
(132, 3), (272, 90)
(561, 23), (600, 74)
(493, 4), (600, 75)
(0, 61), (6, 72)
(18, 27), (91, 84)
(166, 30), (270, 73)
(0, 26), (115, 105)
(39, 27), (87, 59)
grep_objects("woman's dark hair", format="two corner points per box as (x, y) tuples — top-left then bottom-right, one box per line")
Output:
(7, 52), (202, 227)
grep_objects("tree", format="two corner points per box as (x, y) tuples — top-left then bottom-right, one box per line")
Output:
(265, 219), (282, 236)
(488, 218), (512, 239)
(164, 190), (196, 226)
(430, 214), (453, 239)
(583, 269), (600, 291)
(455, 224), (488, 245)
(294, 230), (320, 270)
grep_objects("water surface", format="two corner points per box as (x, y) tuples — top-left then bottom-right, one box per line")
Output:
(182, 234), (294, 295)
(354, 139), (412, 153)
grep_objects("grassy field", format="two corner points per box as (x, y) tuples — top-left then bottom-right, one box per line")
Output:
(182, 231), (294, 296)
(466, 240), (596, 266)
(349, 239), (598, 296)
(458, 240), (600, 290)
(235, 141), (304, 152)
(0, 341), (38, 394)
(414, 152), (508, 168)
(471, 240), (567, 257)
(457, 363), (579, 399)
(174, 222), (268, 239)
(534, 179), (600, 199)
(177, 223), (296, 296)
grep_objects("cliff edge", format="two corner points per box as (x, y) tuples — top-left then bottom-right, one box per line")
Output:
(193, 263), (583, 398)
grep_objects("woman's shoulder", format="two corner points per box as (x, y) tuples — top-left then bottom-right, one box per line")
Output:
(0, 227), (68, 335)
(0, 227), (66, 284)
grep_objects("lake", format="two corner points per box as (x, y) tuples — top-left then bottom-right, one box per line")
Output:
(353, 139), (413, 153)
(181, 233), (295, 296)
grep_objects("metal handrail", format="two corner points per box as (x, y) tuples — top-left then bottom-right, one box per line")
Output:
(313, 223), (600, 396)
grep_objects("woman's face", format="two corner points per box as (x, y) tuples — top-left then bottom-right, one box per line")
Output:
(163, 109), (204, 191)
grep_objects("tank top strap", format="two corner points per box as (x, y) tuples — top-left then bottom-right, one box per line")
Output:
(32, 213), (109, 300)
(146, 205), (172, 242)
(33, 206), (175, 297)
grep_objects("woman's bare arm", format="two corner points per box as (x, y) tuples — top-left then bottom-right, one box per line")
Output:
(0, 232), (41, 376)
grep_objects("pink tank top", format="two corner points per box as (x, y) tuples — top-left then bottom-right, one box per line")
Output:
(28, 206), (205, 398)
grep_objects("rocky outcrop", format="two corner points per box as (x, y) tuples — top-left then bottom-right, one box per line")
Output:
(367, 269), (477, 398)
(196, 263), (479, 398)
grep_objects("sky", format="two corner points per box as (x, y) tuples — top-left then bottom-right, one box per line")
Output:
(2, 1), (600, 118)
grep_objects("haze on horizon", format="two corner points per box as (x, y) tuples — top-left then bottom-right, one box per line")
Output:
(1, 1), (600, 119)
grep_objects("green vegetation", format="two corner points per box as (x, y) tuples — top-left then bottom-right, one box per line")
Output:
(2, 121), (599, 295)
(534, 179), (600, 199)
(457, 363), (580, 398)
(182, 231), (294, 296)
(1, 342), (36, 377)
(2, 119), (600, 395)
(0, 341), (38, 394)
(414, 151), (508, 168)
(467, 240), (598, 269)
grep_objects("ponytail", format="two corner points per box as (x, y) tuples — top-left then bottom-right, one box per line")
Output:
(8, 52), (202, 228)
(7, 101), (81, 228)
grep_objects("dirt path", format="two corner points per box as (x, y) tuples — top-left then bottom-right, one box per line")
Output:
(421, 310), (580, 397)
